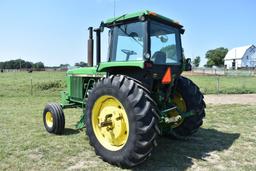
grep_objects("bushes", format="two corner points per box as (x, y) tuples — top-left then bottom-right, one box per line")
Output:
(35, 80), (65, 90)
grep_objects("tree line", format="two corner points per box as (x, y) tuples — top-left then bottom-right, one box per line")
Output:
(1, 47), (229, 70)
(59, 62), (88, 69)
(0, 59), (89, 70)
(0, 59), (44, 69)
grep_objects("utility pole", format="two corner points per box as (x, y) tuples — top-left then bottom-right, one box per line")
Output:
(20, 57), (21, 71)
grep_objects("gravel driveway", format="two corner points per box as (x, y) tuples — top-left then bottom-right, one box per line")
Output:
(204, 94), (256, 105)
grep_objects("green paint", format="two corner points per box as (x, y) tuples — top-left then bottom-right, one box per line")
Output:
(75, 113), (86, 129)
(97, 61), (145, 72)
(66, 62), (144, 75)
(104, 10), (183, 28)
(67, 67), (105, 75)
(60, 91), (69, 106)
(66, 76), (71, 97)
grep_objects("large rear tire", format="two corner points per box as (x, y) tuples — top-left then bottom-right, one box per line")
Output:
(169, 76), (206, 139)
(85, 75), (159, 168)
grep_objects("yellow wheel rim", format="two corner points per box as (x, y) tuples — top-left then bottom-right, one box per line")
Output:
(45, 111), (53, 128)
(91, 95), (129, 151)
(169, 93), (187, 128)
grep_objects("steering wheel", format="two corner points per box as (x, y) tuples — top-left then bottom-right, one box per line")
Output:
(121, 49), (137, 61)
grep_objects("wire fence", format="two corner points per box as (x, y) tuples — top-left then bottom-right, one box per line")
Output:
(185, 69), (256, 94)
(1, 69), (256, 96)
(192, 67), (256, 76)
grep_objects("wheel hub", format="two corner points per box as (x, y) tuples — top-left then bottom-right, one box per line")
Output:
(45, 111), (53, 128)
(92, 96), (129, 151)
(168, 93), (186, 128)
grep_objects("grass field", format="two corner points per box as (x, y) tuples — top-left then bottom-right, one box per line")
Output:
(0, 71), (256, 170)
(1, 71), (256, 96)
(185, 74), (256, 94)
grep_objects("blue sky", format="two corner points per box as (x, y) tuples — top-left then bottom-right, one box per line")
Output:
(0, 0), (255, 66)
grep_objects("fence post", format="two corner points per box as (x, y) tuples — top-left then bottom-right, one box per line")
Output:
(216, 76), (220, 95)
(30, 77), (33, 96)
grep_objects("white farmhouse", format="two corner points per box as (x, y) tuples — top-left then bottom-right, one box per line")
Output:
(224, 45), (256, 69)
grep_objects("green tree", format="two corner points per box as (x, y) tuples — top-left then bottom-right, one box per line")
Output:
(59, 64), (70, 70)
(74, 62), (80, 67)
(5, 60), (14, 69)
(74, 62), (87, 67)
(33, 62), (45, 69)
(0, 59), (44, 69)
(205, 47), (228, 67)
(0, 62), (4, 69)
(192, 56), (201, 67)
(59, 64), (70, 68)
(79, 61), (87, 67)
(25, 62), (33, 68)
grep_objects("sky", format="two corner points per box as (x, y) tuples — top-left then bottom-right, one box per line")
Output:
(0, 0), (256, 66)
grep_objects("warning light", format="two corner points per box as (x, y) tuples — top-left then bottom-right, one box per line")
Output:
(149, 11), (157, 16)
(161, 67), (172, 84)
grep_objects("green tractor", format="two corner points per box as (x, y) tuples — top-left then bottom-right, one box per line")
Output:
(43, 10), (205, 168)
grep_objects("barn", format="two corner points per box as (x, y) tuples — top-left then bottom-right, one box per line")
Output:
(224, 45), (256, 69)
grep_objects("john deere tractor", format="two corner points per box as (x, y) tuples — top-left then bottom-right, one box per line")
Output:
(43, 10), (205, 168)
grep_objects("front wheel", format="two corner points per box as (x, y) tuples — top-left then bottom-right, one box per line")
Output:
(85, 75), (159, 168)
(43, 103), (65, 135)
(169, 76), (206, 139)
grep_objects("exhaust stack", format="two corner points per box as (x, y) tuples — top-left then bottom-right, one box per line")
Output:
(87, 27), (94, 67)
(94, 28), (101, 65)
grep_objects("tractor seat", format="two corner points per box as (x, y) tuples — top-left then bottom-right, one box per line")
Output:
(152, 51), (166, 64)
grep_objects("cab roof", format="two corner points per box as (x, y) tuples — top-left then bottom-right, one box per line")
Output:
(104, 10), (183, 29)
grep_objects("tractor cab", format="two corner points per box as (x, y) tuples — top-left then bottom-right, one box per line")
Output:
(91, 10), (190, 89)
(104, 11), (184, 65)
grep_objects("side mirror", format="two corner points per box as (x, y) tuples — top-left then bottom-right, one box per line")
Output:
(156, 35), (168, 43)
(100, 22), (104, 32)
(184, 58), (192, 71)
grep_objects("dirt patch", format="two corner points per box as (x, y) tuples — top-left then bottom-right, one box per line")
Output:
(204, 94), (256, 105)
(67, 160), (99, 170)
(26, 148), (43, 161)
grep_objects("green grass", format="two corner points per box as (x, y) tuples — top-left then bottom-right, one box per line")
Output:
(138, 105), (256, 170)
(0, 71), (256, 170)
(186, 75), (256, 94)
(1, 71), (255, 96)
(0, 71), (65, 97)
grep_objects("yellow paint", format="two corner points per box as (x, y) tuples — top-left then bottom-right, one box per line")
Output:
(91, 95), (129, 151)
(45, 111), (53, 128)
(169, 93), (186, 128)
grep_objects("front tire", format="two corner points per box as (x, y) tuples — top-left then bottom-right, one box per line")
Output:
(86, 75), (159, 168)
(43, 103), (65, 135)
(170, 76), (206, 139)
